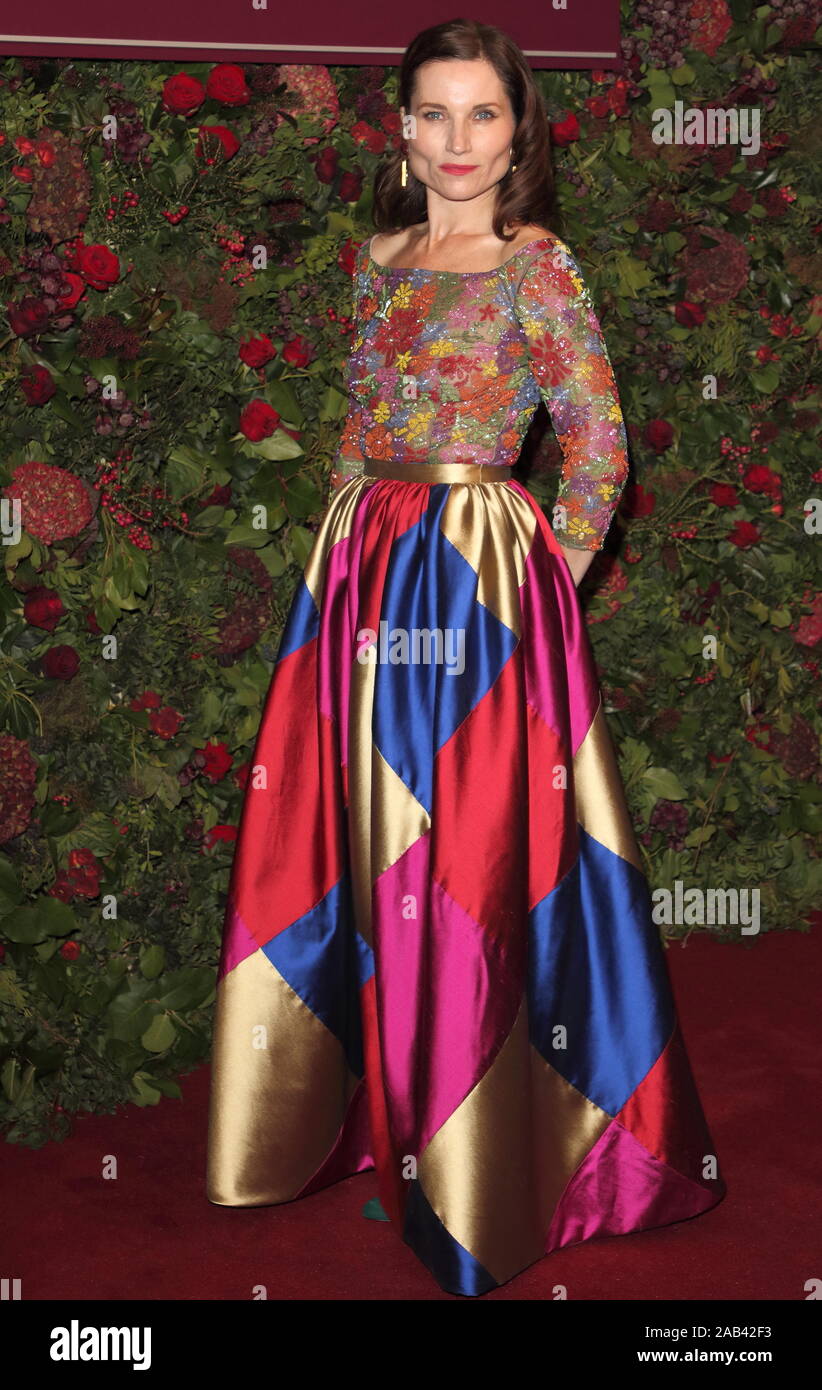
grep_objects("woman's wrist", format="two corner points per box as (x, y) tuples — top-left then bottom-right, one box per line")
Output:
(558, 543), (596, 587)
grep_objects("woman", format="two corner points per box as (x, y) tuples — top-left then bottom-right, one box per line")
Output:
(206, 18), (726, 1298)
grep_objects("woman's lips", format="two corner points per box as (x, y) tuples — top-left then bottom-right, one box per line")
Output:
(440, 164), (478, 174)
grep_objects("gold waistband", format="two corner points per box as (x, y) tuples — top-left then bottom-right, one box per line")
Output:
(362, 459), (513, 484)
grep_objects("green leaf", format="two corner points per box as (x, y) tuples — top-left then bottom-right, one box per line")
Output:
(130, 1072), (163, 1106)
(156, 966), (215, 1011)
(3, 897), (76, 944)
(644, 70), (677, 108)
(107, 981), (159, 1040)
(266, 381), (303, 423)
(750, 364), (781, 393)
(671, 63), (696, 86)
(290, 525), (317, 568)
(224, 523), (271, 547)
(244, 432), (303, 461)
(769, 607), (792, 628)
(150, 1077), (183, 1099)
(166, 445), (210, 498)
(141, 1013), (177, 1052)
(140, 944), (166, 979)
(643, 766), (688, 801)
(284, 473), (323, 519)
(50, 398), (85, 429)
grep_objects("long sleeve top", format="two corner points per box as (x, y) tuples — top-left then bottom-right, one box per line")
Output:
(331, 232), (629, 550)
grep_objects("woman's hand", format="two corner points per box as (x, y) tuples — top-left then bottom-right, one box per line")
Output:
(558, 543), (596, 588)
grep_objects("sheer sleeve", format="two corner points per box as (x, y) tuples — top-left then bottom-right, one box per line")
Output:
(512, 239), (629, 551)
(329, 240), (369, 495)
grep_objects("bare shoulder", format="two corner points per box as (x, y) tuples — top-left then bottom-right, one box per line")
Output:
(504, 223), (558, 252)
(370, 226), (420, 266)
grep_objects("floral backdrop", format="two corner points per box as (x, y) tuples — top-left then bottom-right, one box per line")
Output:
(1, 0), (820, 1145)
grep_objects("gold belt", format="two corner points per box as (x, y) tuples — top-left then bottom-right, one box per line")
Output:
(362, 459), (512, 484)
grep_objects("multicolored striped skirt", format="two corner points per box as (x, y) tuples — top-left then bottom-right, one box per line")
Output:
(206, 459), (726, 1297)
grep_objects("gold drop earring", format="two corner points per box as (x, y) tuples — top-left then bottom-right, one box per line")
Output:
(509, 147), (517, 173)
(401, 155), (408, 187)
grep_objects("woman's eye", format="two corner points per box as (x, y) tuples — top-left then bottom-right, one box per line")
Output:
(420, 111), (495, 120)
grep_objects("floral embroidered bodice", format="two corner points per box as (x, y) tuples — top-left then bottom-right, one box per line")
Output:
(333, 232), (629, 550)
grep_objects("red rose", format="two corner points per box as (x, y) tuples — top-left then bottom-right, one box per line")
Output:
(315, 147), (338, 184)
(239, 399), (281, 442)
(130, 690), (163, 710)
(19, 364), (56, 406)
(338, 240), (358, 278)
(203, 824), (239, 850)
(60, 940), (82, 961)
(148, 706), (184, 739)
(674, 301), (706, 328)
(205, 64), (250, 106)
(195, 125), (241, 161)
(8, 296), (50, 337)
(728, 520), (762, 549)
(162, 72), (206, 115)
(57, 272), (87, 309)
(586, 97), (610, 119)
(550, 113), (580, 146)
(14, 135), (35, 155)
(743, 464), (781, 497)
(793, 592), (822, 648)
(200, 741), (233, 782)
(350, 121), (387, 155)
(239, 334), (276, 368)
(24, 586), (65, 631)
(35, 140), (56, 167)
(711, 483), (739, 508)
(282, 337), (312, 369)
(42, 645), (79, 680)
(644, 419), (674, 453)
(338, 170), (363, 203)
(12, 165), (33, 183)
(607, 80), (630, 117)
(48, 872), (74, 906)
(66, 847), (101, 897)
(75, 243), (120, 292)
(621, 482), (656, 519)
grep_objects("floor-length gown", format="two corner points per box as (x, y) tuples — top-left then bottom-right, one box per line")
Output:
(206, 232), (726, 1296)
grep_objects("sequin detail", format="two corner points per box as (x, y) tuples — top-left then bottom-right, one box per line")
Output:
(333, 234), (629, 550)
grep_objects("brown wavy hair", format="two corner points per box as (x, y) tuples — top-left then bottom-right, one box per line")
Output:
(372, 17), (560, 244)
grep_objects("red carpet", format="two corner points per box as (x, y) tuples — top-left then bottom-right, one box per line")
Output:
(3, 927), (819, 1300)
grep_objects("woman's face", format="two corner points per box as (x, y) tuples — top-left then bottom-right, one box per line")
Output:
(402, 58), (516, 203)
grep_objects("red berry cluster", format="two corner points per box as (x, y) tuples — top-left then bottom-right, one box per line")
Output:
(326, 305), (354, 337)
(104, 189), (141, 222)
(720, 435), (752, 465)
(214, 223), (254, 285)
(94, 449), (190, 550)
(161, 204), (190, 224)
